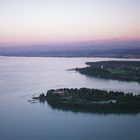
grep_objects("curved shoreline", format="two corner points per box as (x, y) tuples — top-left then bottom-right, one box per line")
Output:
(75, 61), (140, 83)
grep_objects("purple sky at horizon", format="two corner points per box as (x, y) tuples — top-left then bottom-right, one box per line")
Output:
(0, 0), (140, 46)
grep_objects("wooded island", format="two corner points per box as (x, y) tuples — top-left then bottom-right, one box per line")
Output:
(33, 88), (140, 114)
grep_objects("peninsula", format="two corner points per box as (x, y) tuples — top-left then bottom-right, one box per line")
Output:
(75, 61), (140, 83)
(33, 88), (140, 113)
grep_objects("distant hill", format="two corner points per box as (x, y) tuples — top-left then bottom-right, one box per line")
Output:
(0, 39), (140, 58)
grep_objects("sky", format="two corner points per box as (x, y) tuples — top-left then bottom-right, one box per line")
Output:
(0, 0), (140, 45)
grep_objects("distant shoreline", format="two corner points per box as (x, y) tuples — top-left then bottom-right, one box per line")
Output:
(1, 55), (140, 59)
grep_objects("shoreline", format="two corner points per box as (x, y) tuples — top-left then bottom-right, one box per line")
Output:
(75, 61), (140, 83)
(1, 55), (140, 59)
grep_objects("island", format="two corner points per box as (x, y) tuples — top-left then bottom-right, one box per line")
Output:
(75, 61), (140, 83)
(33, 88), (140, 114)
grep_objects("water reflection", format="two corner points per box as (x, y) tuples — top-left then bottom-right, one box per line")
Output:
(32, 99), (139, 115)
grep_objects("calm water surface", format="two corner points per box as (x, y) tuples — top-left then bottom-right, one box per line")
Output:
(0, 56), (140, 140)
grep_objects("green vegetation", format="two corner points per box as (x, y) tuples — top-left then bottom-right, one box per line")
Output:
(75, 61), (140, 82)
(34, 88), (140, 114)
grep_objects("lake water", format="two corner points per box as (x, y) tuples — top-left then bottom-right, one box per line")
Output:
(0, 56), (140, 140)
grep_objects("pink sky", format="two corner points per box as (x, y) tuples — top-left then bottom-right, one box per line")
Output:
(0, 0), (140, 45)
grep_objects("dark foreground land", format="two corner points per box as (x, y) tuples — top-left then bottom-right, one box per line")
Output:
(34, 88), (140, 114)
(75, 61), (140, 83)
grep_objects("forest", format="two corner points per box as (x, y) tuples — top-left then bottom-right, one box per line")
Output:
(35, 88), (140, 114)
(75, 61), (140, 82)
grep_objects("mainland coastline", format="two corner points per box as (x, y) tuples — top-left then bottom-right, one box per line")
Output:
(75, 61), (140, 83)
